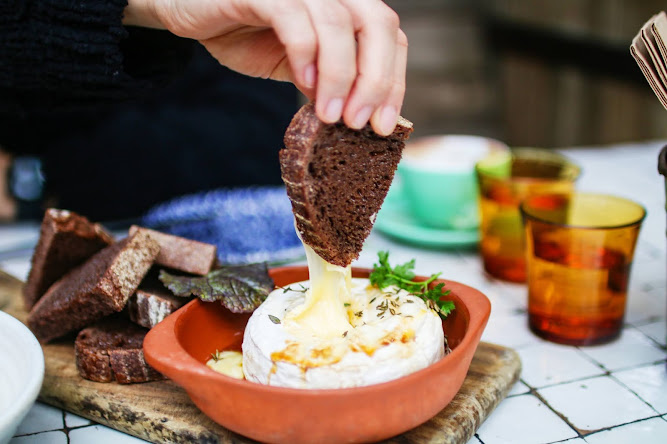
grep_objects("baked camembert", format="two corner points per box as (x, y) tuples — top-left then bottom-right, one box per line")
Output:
(240, 245), (445, 389)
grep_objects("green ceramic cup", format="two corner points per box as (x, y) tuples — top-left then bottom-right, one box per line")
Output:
(398, 135), (510, 230)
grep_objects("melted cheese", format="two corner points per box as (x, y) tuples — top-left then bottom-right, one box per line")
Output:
(206, 351), (244, 379)
(283, 244), (352, 339)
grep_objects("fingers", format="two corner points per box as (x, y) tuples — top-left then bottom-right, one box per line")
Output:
(369, 28), (408, 136)
(268, 0), (318, 93)
(267, 0), (407, 133)
(339, 0), (402, 134)
(301, 1), (357, 124)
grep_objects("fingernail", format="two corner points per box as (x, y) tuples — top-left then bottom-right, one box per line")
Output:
(350, 106), (373, 129)
(379, 105), (398, 135)
(303, 64), (316, 88)
(323, 98), (344, 123)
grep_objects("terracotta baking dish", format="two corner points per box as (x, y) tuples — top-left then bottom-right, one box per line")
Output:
(144, 266), (491, 444)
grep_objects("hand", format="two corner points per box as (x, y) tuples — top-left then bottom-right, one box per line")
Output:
(124, 0), (407, 135)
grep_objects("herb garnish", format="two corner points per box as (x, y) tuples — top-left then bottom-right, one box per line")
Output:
(159, 263), (273, 313)
(268, 315), (281, 324)
(282, 284), (308, 293)
(369, 251), (455, 319)
(211, 350), (223, 361)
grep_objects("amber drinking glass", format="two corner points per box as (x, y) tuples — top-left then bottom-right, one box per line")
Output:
(521, 193), (646, 345)
(475, 149), (580, 282)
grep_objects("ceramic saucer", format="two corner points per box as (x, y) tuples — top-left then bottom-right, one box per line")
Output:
(374, 190), (480, 248)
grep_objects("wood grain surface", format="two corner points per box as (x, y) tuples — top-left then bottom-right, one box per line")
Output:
(0, 270), (521, 444)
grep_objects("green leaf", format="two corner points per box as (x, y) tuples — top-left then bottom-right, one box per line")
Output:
(369, 252), (455, 320)
(159, 263), (274, 313)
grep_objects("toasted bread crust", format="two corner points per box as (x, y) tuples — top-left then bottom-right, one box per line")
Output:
(23, 209), (113, 310)
(128, 287), (188, 329)
(75, 318), (163, 384)
(128, 226), (217, 275)
(280, 102), (412, 266)
(27, 231), (160, 343)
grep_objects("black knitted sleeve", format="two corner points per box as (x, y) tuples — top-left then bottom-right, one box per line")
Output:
(0, 0), (195, 113)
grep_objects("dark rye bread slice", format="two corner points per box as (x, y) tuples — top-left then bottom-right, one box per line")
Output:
(75, 317), (163, 383)
(280, 102), (413, 266)
(127, 281), (189, 329)
(27, 231), (160, 343)
(23, 208), (114, 310)
(127, 288), (187, 329)
(128, 225), (217, 275)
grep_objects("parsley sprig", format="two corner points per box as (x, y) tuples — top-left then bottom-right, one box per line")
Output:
(369, 251), (455, 319)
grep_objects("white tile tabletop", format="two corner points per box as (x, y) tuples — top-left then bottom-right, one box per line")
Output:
(614, 363), (667, 414)
(636, 319), (667, 347)
(3, 141), (667, 443)
(10, 431), (67, 444)
(583, 416), (667, 444)
(518, 342), (604, 388)
(537, 376), (659, 432)
(475, 394), (578, 443)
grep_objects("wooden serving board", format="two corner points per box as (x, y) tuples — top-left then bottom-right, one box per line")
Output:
(0, 271), (521, 444)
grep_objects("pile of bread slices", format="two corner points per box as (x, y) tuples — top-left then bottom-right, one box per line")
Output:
(24, 209), (218, 384)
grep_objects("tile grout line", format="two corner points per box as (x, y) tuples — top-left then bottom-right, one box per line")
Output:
(12, 430), (65, 438)
(608, 372), (665, 417)
(62, 410), (71, 444)
(576, 338), (667, 374)
(579, 413), (667, 440)
(523, 371), (610, 392)
(530, 371), (667, 439)
(520, 379), (585, 440)
(573, 346), (609, 372)
(625, 324), (667, 351)
(627, 316), (667, 328)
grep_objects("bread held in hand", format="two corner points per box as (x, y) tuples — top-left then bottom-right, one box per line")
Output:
(280, 102), (412, 267)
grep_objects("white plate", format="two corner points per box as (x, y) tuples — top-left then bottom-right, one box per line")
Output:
(0, 311), (44, 444)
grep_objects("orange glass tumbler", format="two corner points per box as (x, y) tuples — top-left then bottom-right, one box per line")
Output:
(475, 149), (580, 282)
(521, 193), (646, 345)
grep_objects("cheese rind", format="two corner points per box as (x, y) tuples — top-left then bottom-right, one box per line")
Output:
(242, 278), (445, 389)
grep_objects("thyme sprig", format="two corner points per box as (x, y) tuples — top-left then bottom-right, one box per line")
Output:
(281, 284), (308, 293)
(369, 251), (455, 319)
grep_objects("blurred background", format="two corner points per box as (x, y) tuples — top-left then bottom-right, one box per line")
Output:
(387, 0), (667, 147)
(3, 0), (666, 225)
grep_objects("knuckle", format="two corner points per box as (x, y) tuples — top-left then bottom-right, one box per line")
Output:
(320, 65), (356, 88)
(359, 73), (391, 101)
(155, 3), (195, 36)
(272, 0), (299, 16)
(374, 81), (393, 101)
(321, 4), (352, 30)
(380, 8), (400, 29)
(396, 29), (408, 47)
(392, 77), (406, 98)
(283, 37), (316, 57)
